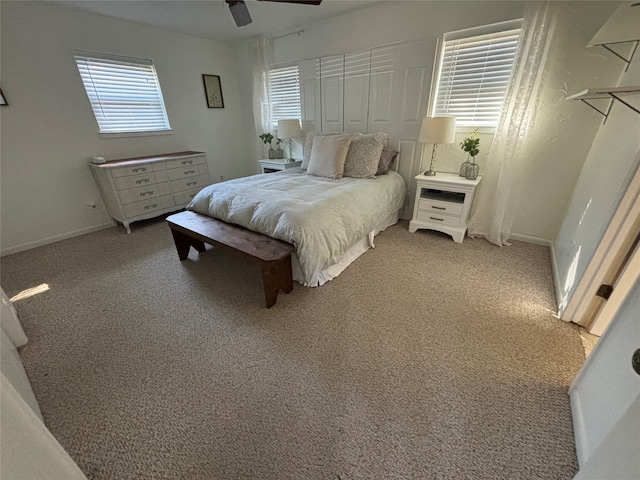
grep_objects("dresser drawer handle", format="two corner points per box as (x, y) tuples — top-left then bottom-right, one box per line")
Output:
(181, 160), (194, 165)
(140, 190), (154, 197)
(184, 170), (195, 175)
(430, 217), (444, 222)
(135, 178), (151, 185)
(132, 167), (148, 173)
(143, 203), (158, 211)
(432, 205), (446, 210)
(186, 181), (198, 187)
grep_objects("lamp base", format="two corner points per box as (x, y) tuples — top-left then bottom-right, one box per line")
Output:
(423, 170), (437, 176)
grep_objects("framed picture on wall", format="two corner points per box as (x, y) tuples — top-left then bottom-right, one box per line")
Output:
(0, 89), (7, 106)
(202, 74), (224, 108)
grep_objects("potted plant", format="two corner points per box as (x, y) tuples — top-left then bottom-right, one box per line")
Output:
(259, 133), (276, 159)
(460, 128), (480, 180)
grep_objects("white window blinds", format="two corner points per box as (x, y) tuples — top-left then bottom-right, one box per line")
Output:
(269, 66), (301, 131)
(433, 25), (521, 127)
(74, 53), (171, 134)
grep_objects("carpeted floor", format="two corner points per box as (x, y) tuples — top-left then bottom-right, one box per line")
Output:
(1, 218), (585, 480)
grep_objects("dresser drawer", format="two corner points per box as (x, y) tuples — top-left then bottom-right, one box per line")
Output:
(418, 198), (463, 216)
(113, 171), (168, 191)
(123, 195), (175, 218)
(416, 210), (461, 227)
(170, 175), (209, 193)
(165, 155), (206, 170)
(167, 166), (200, 181)
(118, 182), (171, 205)
(110, 162), (164, 178)
(174, 189), (202, 206)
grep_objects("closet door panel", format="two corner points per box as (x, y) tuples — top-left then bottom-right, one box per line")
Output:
(299, 59), (321, 133)
(344, 51), (371, 133)
(368, 45), (398, 137)
(320, 55), (344, 132)
(392, 40), (432, 218)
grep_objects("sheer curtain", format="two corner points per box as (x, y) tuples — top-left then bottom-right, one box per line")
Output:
(467, 2), (557, 246)
(249, 36), (273, 159)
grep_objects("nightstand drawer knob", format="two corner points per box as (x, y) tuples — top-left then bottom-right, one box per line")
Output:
(432, 205), (446, 210)
(430, 216), (445, 221)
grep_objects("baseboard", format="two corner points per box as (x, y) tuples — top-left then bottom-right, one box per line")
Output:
(1, 222), (115, 257)
(509, 233), (552, 246)
(510, 233), (563, 315)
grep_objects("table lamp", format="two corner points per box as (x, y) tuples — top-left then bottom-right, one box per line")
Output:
(277, 119), (302, 162)
(418, 116), (456, 176)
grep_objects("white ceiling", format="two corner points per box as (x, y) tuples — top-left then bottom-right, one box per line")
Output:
(51, 0), (382, 43)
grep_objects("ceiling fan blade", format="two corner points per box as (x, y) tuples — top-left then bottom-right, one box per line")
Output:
(225, 0), (252, 27)
(257, 0), (322, 5)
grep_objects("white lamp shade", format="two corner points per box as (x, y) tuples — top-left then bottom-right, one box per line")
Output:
(277, 119), (302, 139)
(418, 117), (456, 144)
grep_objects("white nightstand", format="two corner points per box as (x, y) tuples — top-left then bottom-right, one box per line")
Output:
(259, 159), (302, 173)
(409, 173), (482, 243)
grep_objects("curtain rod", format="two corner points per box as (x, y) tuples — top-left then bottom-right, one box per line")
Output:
(272, 29), (304, 40)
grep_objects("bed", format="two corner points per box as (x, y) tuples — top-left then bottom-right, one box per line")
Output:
(186, 131), (407, 287)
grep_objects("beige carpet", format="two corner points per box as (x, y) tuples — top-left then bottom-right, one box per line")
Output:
(1, 218), (585, 480)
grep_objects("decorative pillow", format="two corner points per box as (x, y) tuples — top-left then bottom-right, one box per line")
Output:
(343, 132), (388, 179)
(306, 134), (352, 179)
(376, 147), (399, 175)
(302, 132), (343, 170)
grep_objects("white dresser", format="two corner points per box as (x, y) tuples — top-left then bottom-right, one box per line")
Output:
(90, 151), (211, 233)
(408, 173), (481, 243)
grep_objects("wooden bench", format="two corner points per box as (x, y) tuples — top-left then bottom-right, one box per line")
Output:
(166, 211), (295, 308)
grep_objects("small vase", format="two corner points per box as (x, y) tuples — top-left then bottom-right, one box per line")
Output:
(466, 160), (479, 180)
(275, 147), (284, 159)
(459, 159), (471, 177)
(268, 148), (276, 159)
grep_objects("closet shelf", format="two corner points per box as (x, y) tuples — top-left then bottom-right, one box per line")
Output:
(567, 86), (640, 123)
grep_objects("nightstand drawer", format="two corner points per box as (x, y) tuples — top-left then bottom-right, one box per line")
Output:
(418, 198), (463, 216)
(416, 210), (461, 227)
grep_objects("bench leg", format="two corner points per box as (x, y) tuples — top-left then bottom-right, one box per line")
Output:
(170, 228), (193, 260)
(170, 228), (207, 260)
(261, 255), (293, 308)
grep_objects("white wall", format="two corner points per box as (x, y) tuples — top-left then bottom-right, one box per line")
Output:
(0, 1), (253, 255)
(554, 31), (640, 314)
(236, 1), (621, 241)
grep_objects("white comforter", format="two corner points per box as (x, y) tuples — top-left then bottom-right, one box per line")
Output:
(187, 169), (406, 286)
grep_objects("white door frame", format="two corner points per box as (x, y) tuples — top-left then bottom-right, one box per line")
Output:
(561, 157), (640, 329)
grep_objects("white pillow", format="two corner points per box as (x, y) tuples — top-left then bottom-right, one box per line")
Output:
(343, 132), (388, 179)
(306, 134), (352, 179)
(302, 132), (345, 170)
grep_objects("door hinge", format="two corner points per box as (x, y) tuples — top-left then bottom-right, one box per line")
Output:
(596, 284), (614, 300)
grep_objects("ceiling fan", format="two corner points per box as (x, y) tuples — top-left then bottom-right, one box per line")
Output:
(225, 0), (323, 27)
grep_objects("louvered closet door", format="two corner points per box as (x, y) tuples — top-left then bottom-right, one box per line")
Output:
(367, 45), (398, 139)
(393, 39), (433, 218)
(299, 59), (321, 133)
(344, 51), (371, 133)
(320, 55), (344, 133)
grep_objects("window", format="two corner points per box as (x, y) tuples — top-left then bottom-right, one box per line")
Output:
(269, 65), (301, 130)
(432, 21), (522, 128)
(74, 52), (171, 135)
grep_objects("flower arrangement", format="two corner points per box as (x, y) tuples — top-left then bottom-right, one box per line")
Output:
(460, 128), (480, 158)
(459, 128), (480, 180)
